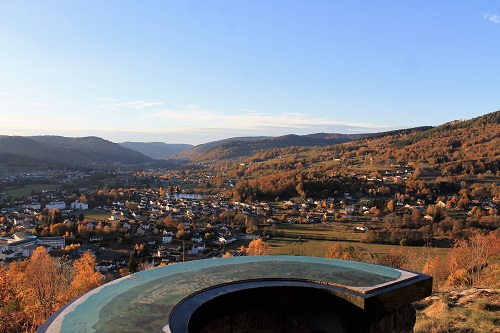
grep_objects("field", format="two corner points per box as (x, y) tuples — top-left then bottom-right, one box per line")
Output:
(80, 209), (112, 221)
(266, 222), (452, 271)
(1, 183), (61, 196)
(276, 222), (362, 242)
(228, 221), (452, 268)
(267, 237), (450, 260)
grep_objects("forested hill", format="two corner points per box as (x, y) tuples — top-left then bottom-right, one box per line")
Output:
(242, 110), (499, 178)
(172, 133), (367, 162)
(219, 110), (499, 202)
(0, 136), (152, 167)
(119, 142), (193, 159)
(333, 110), (500, 173)
(172, 136), (269, 161)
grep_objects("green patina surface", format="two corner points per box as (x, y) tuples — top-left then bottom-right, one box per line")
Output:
(49, 256), (406, 333)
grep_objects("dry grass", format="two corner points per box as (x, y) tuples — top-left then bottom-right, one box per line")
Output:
(267, 236), (450, 262)
(415, 289), (500, 333)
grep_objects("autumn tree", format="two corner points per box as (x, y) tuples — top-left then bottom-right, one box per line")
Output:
(387, 199), (395, 212)
(0, 265), (26, 333)
(377, 248), (408, 269)
(68, 251), (103, 300)
(9, 247), (67, 329)
(246, 239), (272, 256)
(325, 243), (362, 261)
(50, 222), (70, 236)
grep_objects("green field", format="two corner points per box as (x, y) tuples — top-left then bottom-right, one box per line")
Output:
(263, 222), (452, 271)
(1, 183), (61, 196)
(268, 237), (449, 257)
(80, 209), (112, 221)
(276, 223), (362, 242)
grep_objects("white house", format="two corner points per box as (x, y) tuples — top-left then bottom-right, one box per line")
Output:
(29, 203), (41, 210)
(46, 202), (66, 210)
(71, 201), (89, 210)
(162, 231), (173, 244)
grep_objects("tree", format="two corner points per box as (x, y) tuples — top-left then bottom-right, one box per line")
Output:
(69, 251), (102, 300)
(127, 250), (138, 273)
(11, 247), (66, 328)
(0, 264), (26, 333)
(387, 199), (395, 212)
(377, 248), (408, 269)
(246, 239), (271, 256)
(325, 243), (361, 261)
(50, 223), (69, 236)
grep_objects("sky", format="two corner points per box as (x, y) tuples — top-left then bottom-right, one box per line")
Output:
(0, 1), (499, 145)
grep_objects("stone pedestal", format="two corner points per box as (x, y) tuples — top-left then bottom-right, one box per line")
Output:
(38, 256), (431, 333)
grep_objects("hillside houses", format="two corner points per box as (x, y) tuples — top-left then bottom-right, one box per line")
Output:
(1, 162), (498, 276)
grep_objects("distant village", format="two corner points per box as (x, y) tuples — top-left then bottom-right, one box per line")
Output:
(1, 164), (498, 280)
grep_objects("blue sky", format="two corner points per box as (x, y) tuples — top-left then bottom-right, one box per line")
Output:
(0, 1), (499, 145)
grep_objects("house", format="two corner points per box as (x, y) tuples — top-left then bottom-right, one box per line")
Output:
(38, 236), (66, 249)
(245, 233), (260, 240)
(29, 203), (41, 210)
(95, 261), (115, 273)
(354, 226), (368, 233)
(218, 236), (237, 245)
(164, 244), (181, 254)
(162, 231), (174, 244)
(71, 201), (89, 210)
(87, 221), (99, 229)
(46, 201), (66, 210)
(1, 233), (65, 253)
(140, 257), (155, 270)
(191, 233), (202, 243)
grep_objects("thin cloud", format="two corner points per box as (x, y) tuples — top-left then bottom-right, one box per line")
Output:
(96, 97), (118, 101)
(484, 12), (500, 24)
(117, 101), (164, 109)
(99, 101), (164, 110)
(146, 107), (384, 132)
(27, 102), (57, 107)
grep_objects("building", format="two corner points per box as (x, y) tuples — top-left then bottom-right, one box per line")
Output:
(71, 201), (89, 210)
(46, 201), (66, 210)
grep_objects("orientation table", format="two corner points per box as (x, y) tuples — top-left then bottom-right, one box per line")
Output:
(38, 255), (432, 333)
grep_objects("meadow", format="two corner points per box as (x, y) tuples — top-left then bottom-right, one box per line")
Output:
(1, 183), (61, 196)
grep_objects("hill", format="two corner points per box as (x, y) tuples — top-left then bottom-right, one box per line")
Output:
(171, 136), (268, 160)
(334, 110), (500, 174)
(172, 133), (366, 162)
(0, 136), (153, 167)
(118, 142), (193, 159)
(220, 110), (500, 201)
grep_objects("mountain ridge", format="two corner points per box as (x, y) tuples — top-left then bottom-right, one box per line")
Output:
(119, 142), (193, 159)
(171, 133), (368, 162)
(0, 136), (153, 167)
